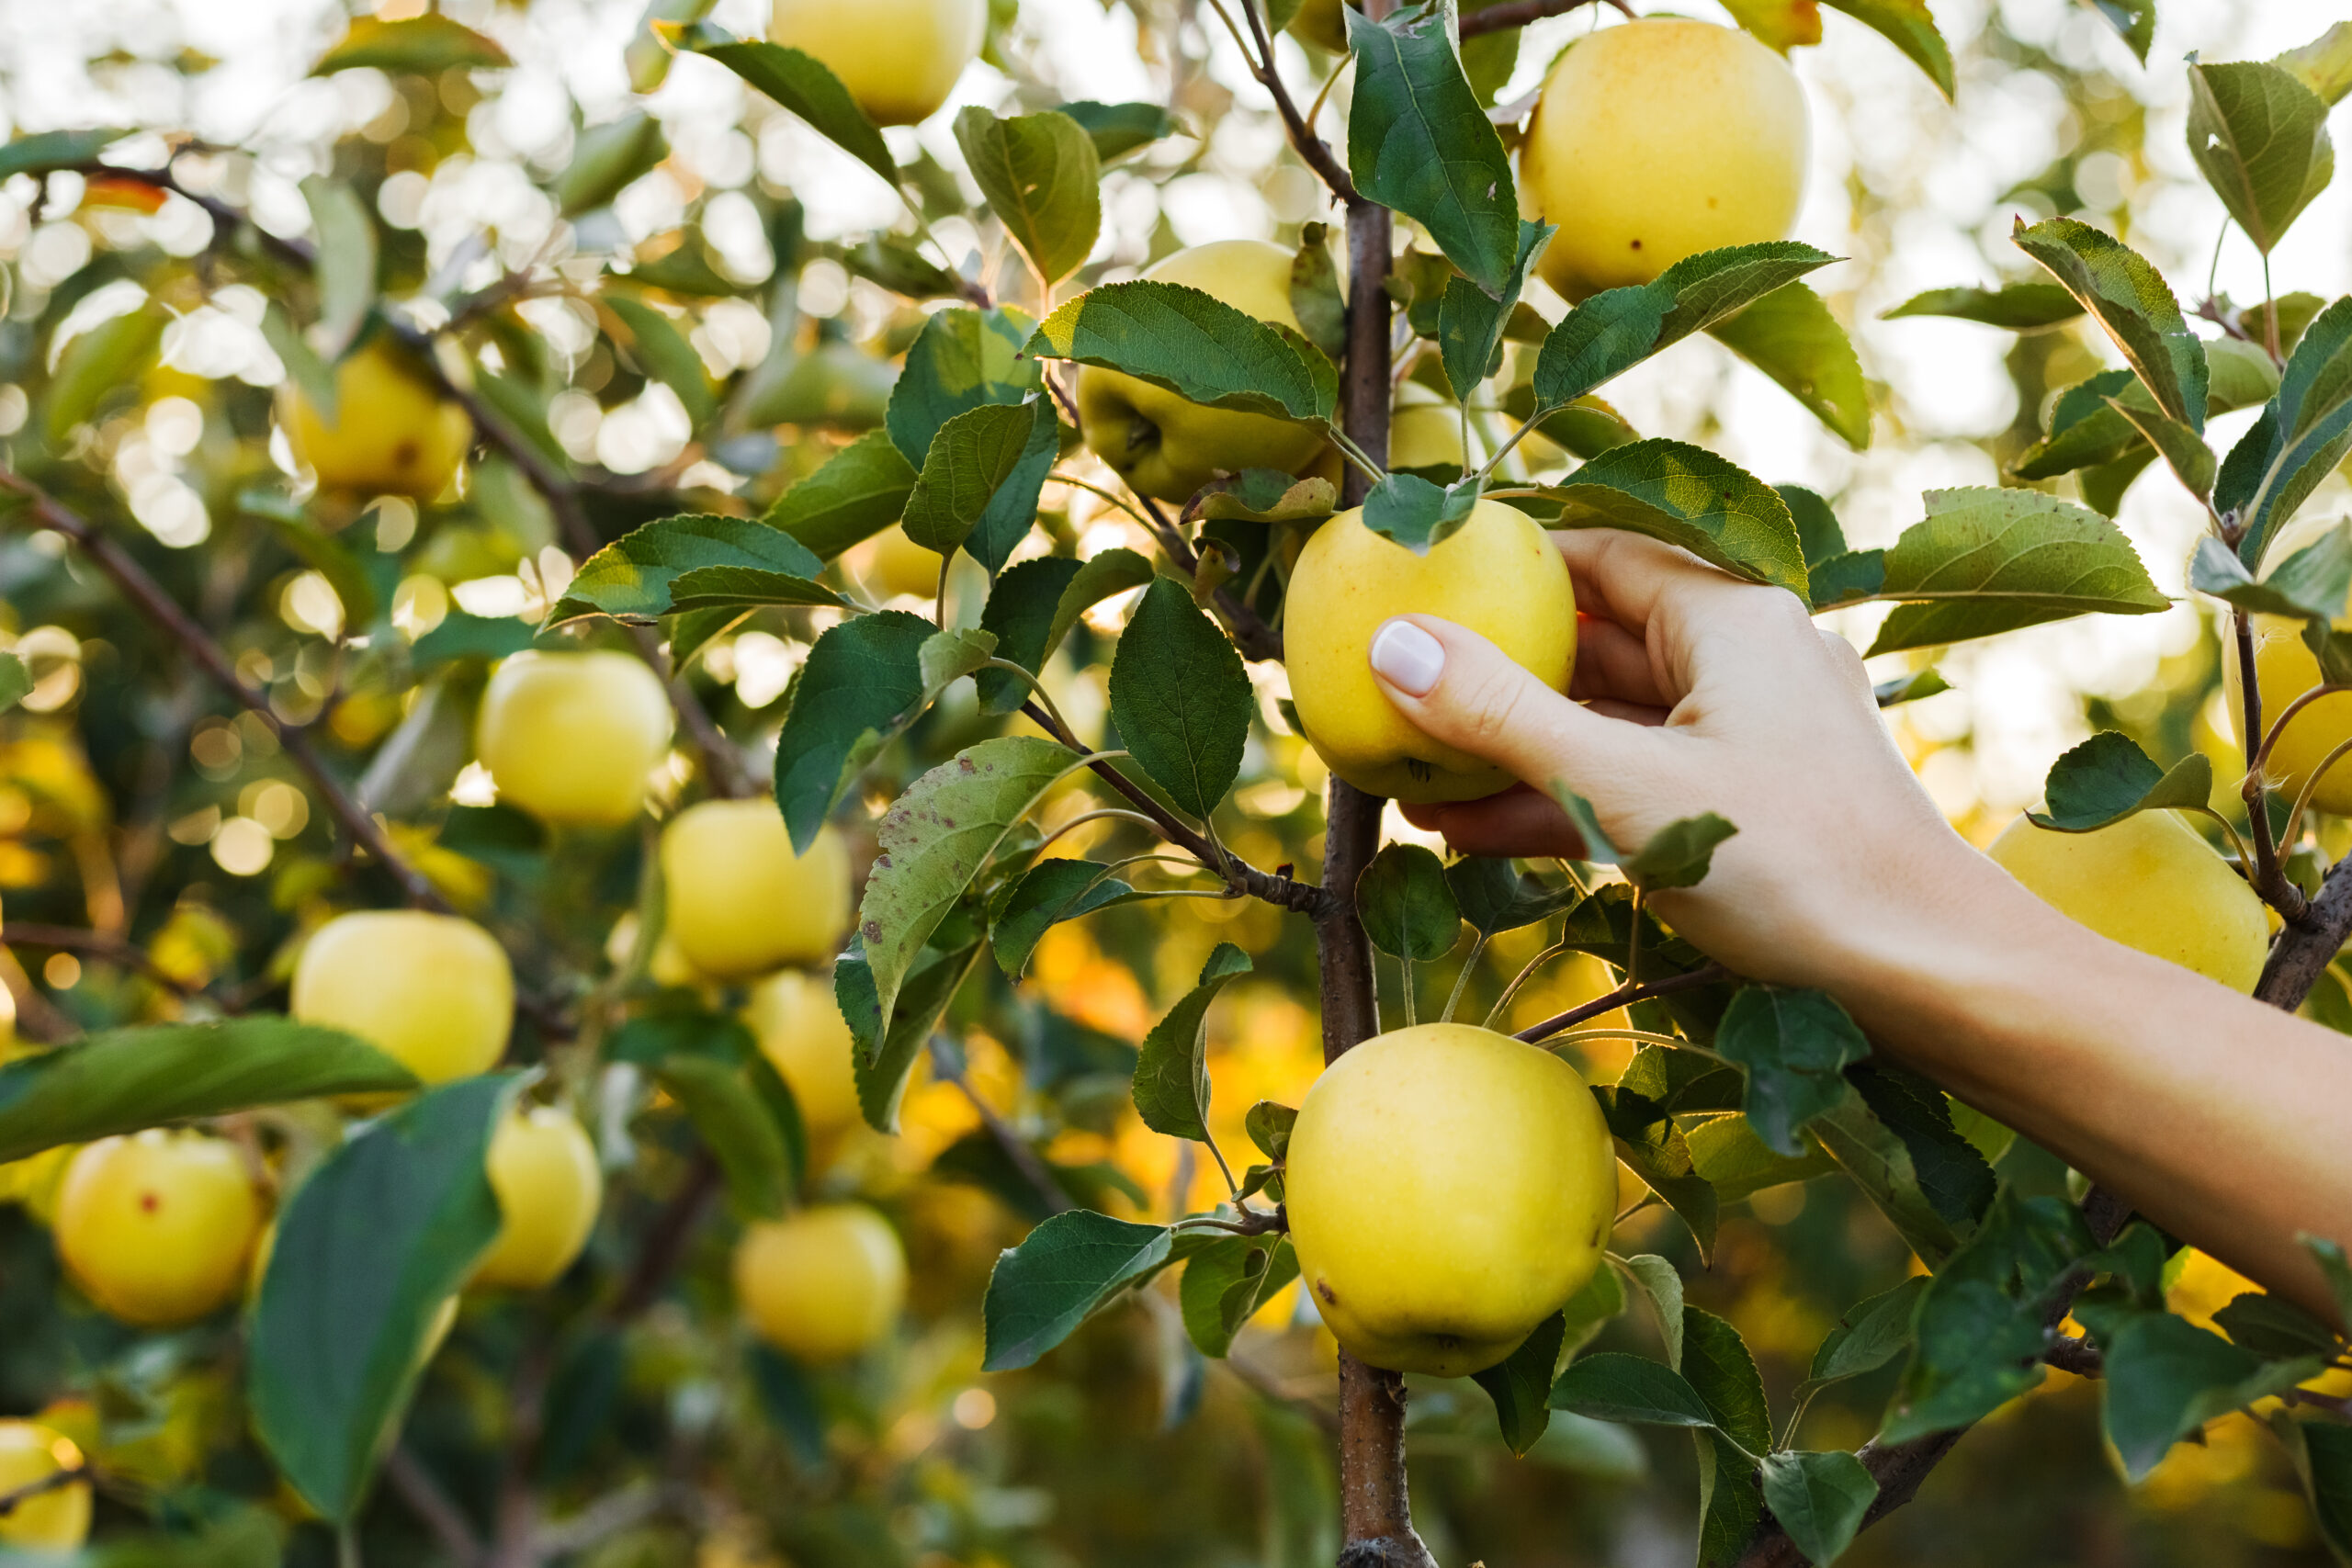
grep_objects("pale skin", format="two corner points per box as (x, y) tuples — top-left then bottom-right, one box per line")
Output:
(1364, 529), (2352, 1325)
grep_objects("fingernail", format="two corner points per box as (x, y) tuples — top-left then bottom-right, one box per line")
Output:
(1369, 619), (1445, 697)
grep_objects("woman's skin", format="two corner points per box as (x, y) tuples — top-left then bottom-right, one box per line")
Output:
(1364, 528), (2352, 1325)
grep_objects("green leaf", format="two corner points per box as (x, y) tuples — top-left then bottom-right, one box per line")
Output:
(1778, 483), (1848, 568)
(1108, 578), (1252, 819)
(674, 28), (895, 186)
(2102, 395), (2214, 500)
(771, 610), (932, 853)
(1180, 1234), (1298, 1358)
(857, 736), (1081, 1030)
(620, 237), (743, 296)
(1818, 0), (1953, 98)
(836, 942), (981, 1133)
(1245, 1100), (1297, 1162)
(300, 177), (377, 358)
(1440, 220), (1554, 400)
(1684, 1305), (1771, 1454)
(982, 1209), (1177, 1371)
(1541, 439), (1811, 602)
(1706, 281), (1871, 450)
(1026, 280), (1335, 423)
(1196, 469), (1340, 525)
(0, 128), (131, 182)
(554, 112), (670, 218)
(2187, 62), (2335, 255)
(1686, 1114), (1838, 1201)
(1548, 1353), (1720, 1429)
(1759, 1450), (1879, 1565)
(1810, 1093), (1963, 1267)
(1559, 1257), (1629, 1358)
(954, 107), (1102, 287)
(44, 308), (164, 442)
(608, 296), (716, 426)
(1444, 858), (1578, 936)
(975, 556), (1081, 715)
(1132, 943), (1252, 1144)
(2198, 523), (2352, 629)
(2302, 1234), (2352, 1331)
(1042, 547), (1156, 671)
(1652, 242), (1844, 348)
(2222, 297), (2352, 565)
(1616, 1252), (1686, 1368)
(1598, 1089), (1720, 1261)
(1860, 488), (2168, 657)
(901, 401), (1043, 556)
(1873, 667), (1951, 707)
(2013, 216), (2209, 430)
(548, 514), (836, 626)
(1713, 986), (1871, 1157)
(2012, 369), (2143, 480)
(1797, 1275), (1930, 1400)
(0, 1018), (417, 1164)
(2087, 0), (2154, 63)
(1473, 1310), (1567, 1455)
(763, 429), (921, 562)
(1056, 99), (1177, 163)
(1882, 281), (2086, 331)
(1810, 549), (1886, 609)
(1537, 785), (1620, 868)
(989, 859), (1137, 979)
(1531, 287), (1670, 409)
(888, 306), (1042, 466)
(1849, 1064), (1996, 1231)
(0, 653), (27, 713)
(2277, 22), (2352, 107)
(251, 1076), (514, 1521)
(2271, 1409), (2352, 1561)
(1289, 222), (1349, 362)
(2026, 730), (2214, 832)
(313, 14), (510, 73)
(1344, 0), (1520, 297)
(261, 303), (338, 424)
(2211, 1292), (2344, 1359)
(2102, 1312), (2323, 1480)
(1361, 471), (1484, 553)
(1621, 812), (1739, 891)
(844, 235), (966, 300)
(653, 1051), (794, 1220)
(1355, 843), (1462, 961)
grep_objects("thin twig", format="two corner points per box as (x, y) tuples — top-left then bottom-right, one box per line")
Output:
(383, 1448), (483, 1568)
(0, 923), (204, 998)
(605, 1150), (723, 1322)
(2234, 608), (2312, 923)
(1510, 964), (1731, 1043)
(1456, 0), (1634, 37)
(1231, 0), (1357, 203)
(0, 1464), (87, 1518)
(930, 1039), (1071, 1216)
(1134, 496), (1284, 661)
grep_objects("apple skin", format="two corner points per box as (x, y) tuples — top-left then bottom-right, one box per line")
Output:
(1287, 0), (1350, 51)
(1390, 380), (1465, 475)
(745, 968), (863, 1140)
(476, 650), (675, 827)
(53, 1131), (264, 1327)
(850, 524), (944, 603)
(1986, 811), (2269, 993)
(1521, 18), (1809, 301)
(473, 1106), (604, 1292)
(1284, 1023), (1615, 1377)
(659, 801), (852, 980)
(769, 0), (987, 126)
(1283, 499), (1576, 803)
(1074, 241), (1332, 502)
(2226, 514), (2352, 817)
(291, 911), (515, 1084)
(733, 1202), (908, 1362)
(0, 1422), (89, 1552)
(282, 342), (473, 500)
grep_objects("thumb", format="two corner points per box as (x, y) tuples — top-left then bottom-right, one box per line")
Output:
(1367, 615), (1645, 797)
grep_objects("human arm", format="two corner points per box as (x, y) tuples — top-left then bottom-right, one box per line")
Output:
(1364, 528), (2352, 1324)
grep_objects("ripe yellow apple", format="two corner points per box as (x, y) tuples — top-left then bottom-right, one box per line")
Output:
(605, 912), (707, 988)
(0, 1421), (89, 1552)
(1986, 811), (2269, 993)
(473, 1105), (603, 1291)
(1389, 381), (1466, 475)
(769, 0), (986, 126)
(745, 968), (862, 1140)
(659, 802), (852, 980)
(733, 1202), (907, 1361)
(2225, 516), (2352, 817)
(1285, 1022), (1615, 1376)
(290, 910), (514, 1084)
(282, 342), (473, 500)
(1521, 19), (1809, 300)
(1287, 0), (1351, 51)
(849, 524), (944, 603)
(1284, 499), (1576, 803)
(476, 650), (675, 827)
(53, 1131), (264, 1326)
(1075, 241), (1331, 502)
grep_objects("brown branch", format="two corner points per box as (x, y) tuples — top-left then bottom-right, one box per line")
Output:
(606, 1149), (723, 1322)
(0, 923), (203, 998)
(0, 469), (451, 912)
(931, 1038), (1072, 1216)
(383, 1447), (483, 1567)
(1455, 0), (1633, 39)
(530, 1481), (681, 1557)
(0, 1464), (87, 1517)
(1235, 0), (1357, 203)
(1134, 496), (1284, 662)
(1511, 964), (1733, 1043)
(2042, 1333), (2103, 1378)
(2234, 608), (2312, 924)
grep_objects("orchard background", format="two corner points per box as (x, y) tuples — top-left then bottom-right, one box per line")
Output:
(3, 0), (2352, 1566)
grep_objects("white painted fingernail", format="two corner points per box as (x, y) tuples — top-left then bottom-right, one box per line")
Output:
(1369, 619), (1445, 697)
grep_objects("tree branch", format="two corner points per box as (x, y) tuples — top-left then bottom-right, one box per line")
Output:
(1233, 0), (1358, 203)
(0, 1464), (88, 1518)
(1512, 964), (1732, 1043)
(0, 470), (452, 913)
(1134, 497), (1284, 662)
(0, 923), (205, 998)
(606, 1149), (723, 1322)
(1455, 0), (1633, 39)
(383, 1447), (483, 1568)
(2234, 608), (2312, 924)
(930, 1038), (1072, 1216)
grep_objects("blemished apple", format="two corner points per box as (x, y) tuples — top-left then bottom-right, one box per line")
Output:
(281, 341), (473, 499)
(1283, 500), (1576, 803)
(53, 1131), (264, 1327)
(1283, 1023), (1616, 1377)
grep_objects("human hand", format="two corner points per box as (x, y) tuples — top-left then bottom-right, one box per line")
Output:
(1364, 529), (1995, 989)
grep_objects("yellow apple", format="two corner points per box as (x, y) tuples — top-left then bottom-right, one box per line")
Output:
(1521, 19), (1809, 300)
(1075, 241), (1332, 502)
(473, 1106), (603, 1291)
(659, 802), (852, 980)
(1284, 499), (1576, 803)
(605, 912), (707, 989)
(1285, 1022), (1615, 1377)
(1287, 0), (1350, 51)
(2225, 515), (2352, 817)
(1389, 381), (1466, 475)
(744, 968), (862, 1140)
(53, 1131), (264, 1327)
(733, 1202), (907, 1361)
(1986, 811), (2269, 993)
(0, 1421), (88, 1552)
(282, 342), (473, 500)
(768, 0), (987, 126)
(476, 650), (675, 827)
(849, 524), (944, 603)
(290, 910), (514, 1084)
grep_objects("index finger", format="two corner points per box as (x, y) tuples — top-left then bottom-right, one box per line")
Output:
(1549, 528), (1760, 634)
